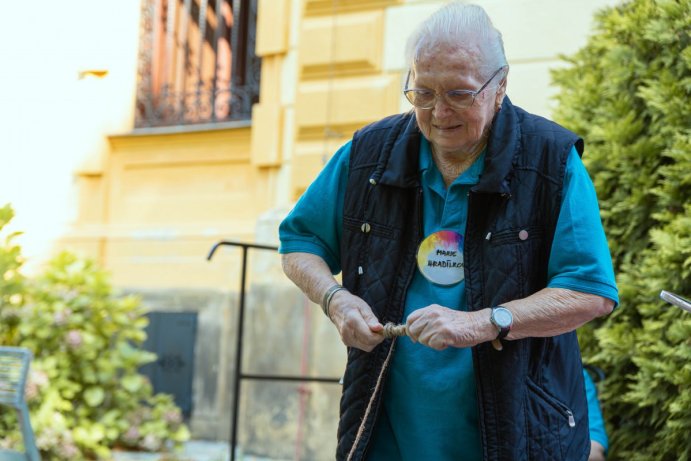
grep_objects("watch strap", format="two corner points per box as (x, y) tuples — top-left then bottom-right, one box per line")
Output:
(496, 322), (510, 340)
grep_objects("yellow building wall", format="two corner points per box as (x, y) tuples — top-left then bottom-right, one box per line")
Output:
(62, 124), (271, 289)
(291, 0), (403, 199)
(61, 0), (410, 290)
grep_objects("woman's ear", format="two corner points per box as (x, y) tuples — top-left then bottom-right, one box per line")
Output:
(495, 70), (508, 107)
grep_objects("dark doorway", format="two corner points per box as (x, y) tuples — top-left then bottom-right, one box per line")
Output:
(141, 311), (198, 419)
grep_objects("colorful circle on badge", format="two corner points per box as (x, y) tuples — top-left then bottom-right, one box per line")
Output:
(416, 230), (464, 285)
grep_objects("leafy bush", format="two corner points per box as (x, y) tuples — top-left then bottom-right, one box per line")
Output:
(552, 1), (690, 460)
(0, 205), (25, 344)
(0, 204), (190, 460)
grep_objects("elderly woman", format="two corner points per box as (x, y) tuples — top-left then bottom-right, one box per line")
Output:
(279, 2), (618, 460)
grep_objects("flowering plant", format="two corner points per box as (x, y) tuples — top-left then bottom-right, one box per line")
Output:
(0, 205), (189, 460)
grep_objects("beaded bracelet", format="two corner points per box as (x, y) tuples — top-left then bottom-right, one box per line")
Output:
(321, 284), (347, 318)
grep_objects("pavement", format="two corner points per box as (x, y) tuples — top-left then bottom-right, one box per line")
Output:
(112, 440), (229, 461)
(111, 440), (286, 461)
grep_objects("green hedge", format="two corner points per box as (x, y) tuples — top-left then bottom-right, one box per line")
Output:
(0, 205), (190, 460)
(551, 0), (690, 460)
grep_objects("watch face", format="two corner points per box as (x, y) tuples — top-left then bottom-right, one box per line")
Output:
(493, 307), (512, 327)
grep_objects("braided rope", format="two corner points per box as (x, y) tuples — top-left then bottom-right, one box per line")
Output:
(346, 337), (397, 461)
(382, 322), (407, 338)
(346, 322), (407, 459)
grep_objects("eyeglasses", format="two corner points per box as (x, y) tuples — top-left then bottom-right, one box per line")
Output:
(403, 66), (507, 110)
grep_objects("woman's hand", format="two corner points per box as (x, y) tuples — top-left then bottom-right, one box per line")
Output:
(405, 305), (492, 350)
(281, 252), (385, 352)
(588, 441), (606, 461)
(329, 290), (385, 352)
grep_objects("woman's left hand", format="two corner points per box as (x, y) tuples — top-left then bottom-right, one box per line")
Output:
(406, 305), (491, 350)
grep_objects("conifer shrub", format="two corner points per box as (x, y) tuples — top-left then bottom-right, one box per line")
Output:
(0, 204), (190, 460)
(552, 1), (690, 459)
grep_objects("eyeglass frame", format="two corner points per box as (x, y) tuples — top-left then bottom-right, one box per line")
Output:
(403, 65), (508, 110)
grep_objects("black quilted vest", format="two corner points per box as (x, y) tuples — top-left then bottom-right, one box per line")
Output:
(337, 97), (590, 461)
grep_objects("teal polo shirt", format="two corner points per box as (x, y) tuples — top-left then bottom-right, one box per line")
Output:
(279, 137), (618, 461)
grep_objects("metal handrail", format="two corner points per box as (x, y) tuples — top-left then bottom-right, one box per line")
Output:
(207, 240), (341, 461)
(660, 290), (691, 313)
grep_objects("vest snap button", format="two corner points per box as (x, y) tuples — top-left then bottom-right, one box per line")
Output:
(369, 178), (377, 185)
(519, 229), (529, 241)
(361, 223), (371, 233)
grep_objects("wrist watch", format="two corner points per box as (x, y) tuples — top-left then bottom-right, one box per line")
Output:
(490, 306), (513, 340)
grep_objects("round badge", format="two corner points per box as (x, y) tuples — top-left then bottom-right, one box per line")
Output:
(416, 230), (464, 285)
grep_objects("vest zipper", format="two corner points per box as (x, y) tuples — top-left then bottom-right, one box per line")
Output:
(567, 409), (576, 428)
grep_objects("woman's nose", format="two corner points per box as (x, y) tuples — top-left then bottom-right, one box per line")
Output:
(432, 94), (455, 114)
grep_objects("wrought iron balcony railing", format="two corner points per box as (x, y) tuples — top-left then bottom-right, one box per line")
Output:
(134, 0), (261, 128)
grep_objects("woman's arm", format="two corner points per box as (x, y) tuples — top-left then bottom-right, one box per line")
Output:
(282, 252), (384, 351)
(405, 287), (613, 350)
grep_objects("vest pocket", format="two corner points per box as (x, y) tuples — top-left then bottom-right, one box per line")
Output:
(343, 216), (397, 239)
(525, 377), (575, 460)
(483, 224), (548, 300)
(488, 224), (545, 246)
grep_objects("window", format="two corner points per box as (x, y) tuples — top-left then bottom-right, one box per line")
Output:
(135, 0), (260, 127)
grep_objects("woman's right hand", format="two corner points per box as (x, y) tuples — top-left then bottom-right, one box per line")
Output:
(328, 290), (385, 352)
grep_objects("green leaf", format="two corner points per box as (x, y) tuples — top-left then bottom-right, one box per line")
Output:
(84, 386), (105, 407)
(121, 374), (144, 393)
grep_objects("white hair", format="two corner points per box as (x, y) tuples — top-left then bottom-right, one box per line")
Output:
(405, 2), (508, 81)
